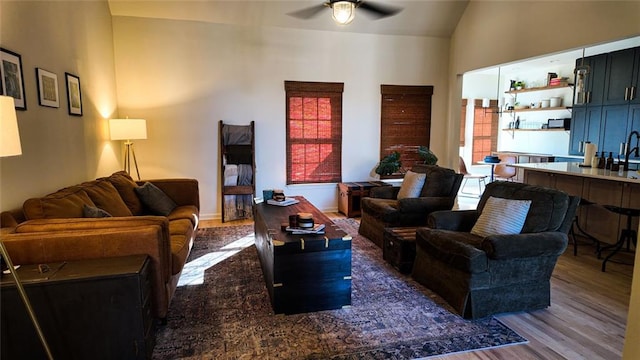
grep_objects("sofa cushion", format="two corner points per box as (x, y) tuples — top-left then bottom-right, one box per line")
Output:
(82, 204), (112, 218)
(135, 182), (178, 216)
(397, 170), (426, 199)
(103, 171), (144, 215)
(416, 228), (488, 273)
(412, 165), (458, 197)
(168, 205), (199, 227)
(80, 179), (132, 217)
(23, 187), (96, 219)
(471, 196), (531, 238)
(168, 219), (195, 274)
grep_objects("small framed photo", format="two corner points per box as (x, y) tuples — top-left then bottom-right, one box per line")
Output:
(36, 68), (59, 108)
(0, 48), (27, 110)
(65, 72), (82, 116)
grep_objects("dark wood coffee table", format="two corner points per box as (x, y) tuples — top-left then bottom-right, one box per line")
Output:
(253, 196), (352, 314)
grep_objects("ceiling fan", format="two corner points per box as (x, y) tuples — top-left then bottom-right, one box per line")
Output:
(288, 0), (403, 25)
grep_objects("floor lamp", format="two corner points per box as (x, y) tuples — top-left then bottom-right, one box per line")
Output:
(0, 95), (54, 359)
(109, 118), (147, 180)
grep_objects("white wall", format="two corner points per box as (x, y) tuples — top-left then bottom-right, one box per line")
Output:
(0, 1), (120, 212)
(111, 16), (451, 219)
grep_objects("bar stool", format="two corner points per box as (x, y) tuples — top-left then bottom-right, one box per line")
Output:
(569, 198), (600, 256)
(598, 205), (640, 272)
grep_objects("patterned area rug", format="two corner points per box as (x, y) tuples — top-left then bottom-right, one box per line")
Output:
(153, 219), (526, 359)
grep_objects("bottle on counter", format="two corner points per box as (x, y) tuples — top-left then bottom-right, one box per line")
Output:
(597, 152), (606, 169)
(606, 152), (614, 170)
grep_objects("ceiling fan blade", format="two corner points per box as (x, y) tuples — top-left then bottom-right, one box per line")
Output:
(357, 1), (402, 19)
(287, 4), (328, 19)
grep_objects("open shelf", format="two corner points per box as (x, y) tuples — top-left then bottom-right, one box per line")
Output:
(501, 128), (567, 132)
(504, 106), (570, 113)
(505, 84), (573, 94)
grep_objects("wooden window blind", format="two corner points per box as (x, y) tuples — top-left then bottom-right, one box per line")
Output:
(471, 99), (498, 164)
(285, 81), (343, 184)
(380, 85), (434, 178)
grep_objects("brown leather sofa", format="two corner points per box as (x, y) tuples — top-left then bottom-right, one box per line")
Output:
(0, 171), (199, 321)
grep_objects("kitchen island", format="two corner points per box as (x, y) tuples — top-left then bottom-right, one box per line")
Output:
(511, 162), (640, 246)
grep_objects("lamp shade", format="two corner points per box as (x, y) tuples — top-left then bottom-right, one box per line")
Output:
(109, 118), (147, 140)
(332, 1), (355, 25)
(0, 95), (22, 157)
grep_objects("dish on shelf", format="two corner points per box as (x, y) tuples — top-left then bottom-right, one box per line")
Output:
(513, 105), (529, 110)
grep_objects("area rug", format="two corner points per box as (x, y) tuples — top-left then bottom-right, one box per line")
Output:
(153, 219), (526, 359)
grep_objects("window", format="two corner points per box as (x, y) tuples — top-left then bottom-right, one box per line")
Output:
(380, 85), (433, 178)
(471, 99), (498, 163)
(285, 81), (343, 184)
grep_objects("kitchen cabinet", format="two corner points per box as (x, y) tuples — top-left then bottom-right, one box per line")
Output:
(603, 48), (640, 106)
(583, 178), (624, 245)
(569, 106), (602, 155)
(601, 105), (631, 155)
(522, 168), (624, 246)
(573, 53), (607, 107)
(570, 46), (640, 157)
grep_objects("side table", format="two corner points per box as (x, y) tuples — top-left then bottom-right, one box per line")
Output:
(383, 227), (419, 274)
(338, 181), (392, 217)
(1, 255), (155, 360)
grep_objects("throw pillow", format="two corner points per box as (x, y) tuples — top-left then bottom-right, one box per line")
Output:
(470, 196), (532, 238)
(102, 171), (144, 215)
(81, 179), (133, 217)
(134, 182), (177, 216)
(397, 170), (426, 200)
(82, 204), (112, 218)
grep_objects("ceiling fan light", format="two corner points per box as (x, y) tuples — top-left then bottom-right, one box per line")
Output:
(332, 1), (355, 25)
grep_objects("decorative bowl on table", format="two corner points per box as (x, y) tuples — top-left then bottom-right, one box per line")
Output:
(484, 156), (501, 163)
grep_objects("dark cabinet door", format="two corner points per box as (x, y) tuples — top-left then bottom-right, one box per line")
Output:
(569, 106), (602, 155)
(604, 48), (638, 105)
(627, 104), (640, 160)
(601, 105), (631, 155)
(574, 54), (607, 107)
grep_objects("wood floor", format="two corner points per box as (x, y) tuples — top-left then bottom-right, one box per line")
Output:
(200, 214), (633, 360)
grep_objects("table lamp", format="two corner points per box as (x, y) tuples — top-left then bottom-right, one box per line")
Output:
(109, 118), (147, 180)
(0, 95), (53, 359)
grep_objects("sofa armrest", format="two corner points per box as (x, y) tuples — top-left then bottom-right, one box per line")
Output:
(427, 210), (479, 231)
(481, 232), (569, 260)
(398, 197), (455, 214)
(139, 178), (200, 210)
(369, 186), (399, 199)
(2, 219), (173, 318)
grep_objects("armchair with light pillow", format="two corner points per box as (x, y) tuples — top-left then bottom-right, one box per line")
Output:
(358, 164), (463, 247)
(411, 181), (579, 319)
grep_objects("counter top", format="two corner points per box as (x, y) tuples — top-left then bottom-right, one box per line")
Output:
(510, 162), (640, 184)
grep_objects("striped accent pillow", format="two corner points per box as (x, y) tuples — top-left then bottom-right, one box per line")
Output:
(471, 196), (532, 238)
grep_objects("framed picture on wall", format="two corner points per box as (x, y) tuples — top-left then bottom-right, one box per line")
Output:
(0, 48), (27, 110)
(36, 68), (59, 108)
(65, 72), (82, 116)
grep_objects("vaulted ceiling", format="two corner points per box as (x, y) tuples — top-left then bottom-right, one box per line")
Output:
(107, 0), (470, 38)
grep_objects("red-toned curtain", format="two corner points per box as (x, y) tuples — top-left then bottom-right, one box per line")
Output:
(285, 81), (343, 184)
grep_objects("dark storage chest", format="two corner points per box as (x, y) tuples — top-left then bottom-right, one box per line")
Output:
(337, 181), (392, 217)
(383, 227), (419, 274)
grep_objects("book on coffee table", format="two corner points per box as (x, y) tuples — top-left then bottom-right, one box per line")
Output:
(267, 198), (300, 206)
(285, 223), (325, 234)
